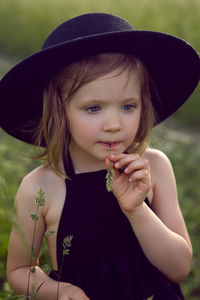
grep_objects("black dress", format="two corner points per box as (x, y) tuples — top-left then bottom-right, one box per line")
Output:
(48, 156), (184, 300)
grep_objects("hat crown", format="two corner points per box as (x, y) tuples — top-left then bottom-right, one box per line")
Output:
(42, 13), (134, 50)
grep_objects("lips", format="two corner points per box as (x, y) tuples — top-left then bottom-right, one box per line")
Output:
(99, 141), (121, 149)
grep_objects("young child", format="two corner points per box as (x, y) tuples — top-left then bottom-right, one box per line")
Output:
(0, 13), (199, 300)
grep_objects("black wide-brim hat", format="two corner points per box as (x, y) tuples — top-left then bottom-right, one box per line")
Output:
(0, 13), (199, 145)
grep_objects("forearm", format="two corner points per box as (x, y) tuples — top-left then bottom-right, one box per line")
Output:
(8, 266), (66, 300)
(126, 203), (192, 282)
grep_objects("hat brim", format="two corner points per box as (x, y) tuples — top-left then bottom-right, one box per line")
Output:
(0, 30), (199, 145)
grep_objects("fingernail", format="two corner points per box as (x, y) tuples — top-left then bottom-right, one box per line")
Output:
(115, 162), (120, 168)
(124, 168), (129, 173)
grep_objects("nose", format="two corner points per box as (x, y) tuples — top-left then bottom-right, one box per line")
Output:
(101, 111), (122, 133)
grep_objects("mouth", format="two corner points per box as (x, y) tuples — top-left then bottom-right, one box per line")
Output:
(99, 141), (121, 149)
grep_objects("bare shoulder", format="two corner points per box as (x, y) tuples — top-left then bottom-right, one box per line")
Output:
(143, 148), (174, 181)
(144, 148), (179, 207)
(143, 148), (171, 166)
(16, 165), (65, 213)
(20, 165), (62, 191)
(18, 165), (54, 198)
(143, 148), (178, 212)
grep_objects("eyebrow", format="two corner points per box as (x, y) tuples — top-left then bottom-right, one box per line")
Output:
(77, 97), (141, 105)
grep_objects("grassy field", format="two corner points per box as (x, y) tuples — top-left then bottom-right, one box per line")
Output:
(0, 0), (200, 298)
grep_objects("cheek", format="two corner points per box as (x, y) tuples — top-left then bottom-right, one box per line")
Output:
(125, 127), (138, 143)
(125, 114), (141, 136)
(69, 115), (99, 141)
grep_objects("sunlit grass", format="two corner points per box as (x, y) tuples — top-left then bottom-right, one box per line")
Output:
(0, 0), (199, 59)
(0, 0), (199, 125)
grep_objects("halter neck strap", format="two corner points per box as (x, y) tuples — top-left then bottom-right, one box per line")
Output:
(63, 150), (75, 179)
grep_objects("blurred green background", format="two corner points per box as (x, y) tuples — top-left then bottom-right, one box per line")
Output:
(0, 0), (199, 299)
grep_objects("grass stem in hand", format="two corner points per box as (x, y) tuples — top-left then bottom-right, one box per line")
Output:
(106, 145), (114, 192)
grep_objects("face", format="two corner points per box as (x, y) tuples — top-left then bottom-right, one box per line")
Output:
(65, 67), (142, 172)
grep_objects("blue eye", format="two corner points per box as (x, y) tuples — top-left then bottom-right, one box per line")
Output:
(122, 104), (135, 111)
(86, 105), (101, 113)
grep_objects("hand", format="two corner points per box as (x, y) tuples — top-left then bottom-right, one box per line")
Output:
(58, 282), (90, 300)
(106, 153), (151, 215)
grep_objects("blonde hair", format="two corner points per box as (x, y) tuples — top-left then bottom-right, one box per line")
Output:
(34, 53), (156, 176)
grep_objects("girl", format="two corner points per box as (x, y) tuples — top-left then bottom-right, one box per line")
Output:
(0, 13), (200, 300)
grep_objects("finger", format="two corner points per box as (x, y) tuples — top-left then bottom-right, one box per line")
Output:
(73, 296), (90, 300)
(107, 153), (140, 168)
(113, 154), (141, 169)
(66, 284), (90, 300)
(124, 159), (149, 175)
(70, 292), (90, 300)
(105, 157), (113, 170)
(107, 153), (126, 162)
(129, 169), (150, 183)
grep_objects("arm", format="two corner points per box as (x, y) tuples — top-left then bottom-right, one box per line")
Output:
(7, 171), (90, 300)
(108, 149), (192, 283)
